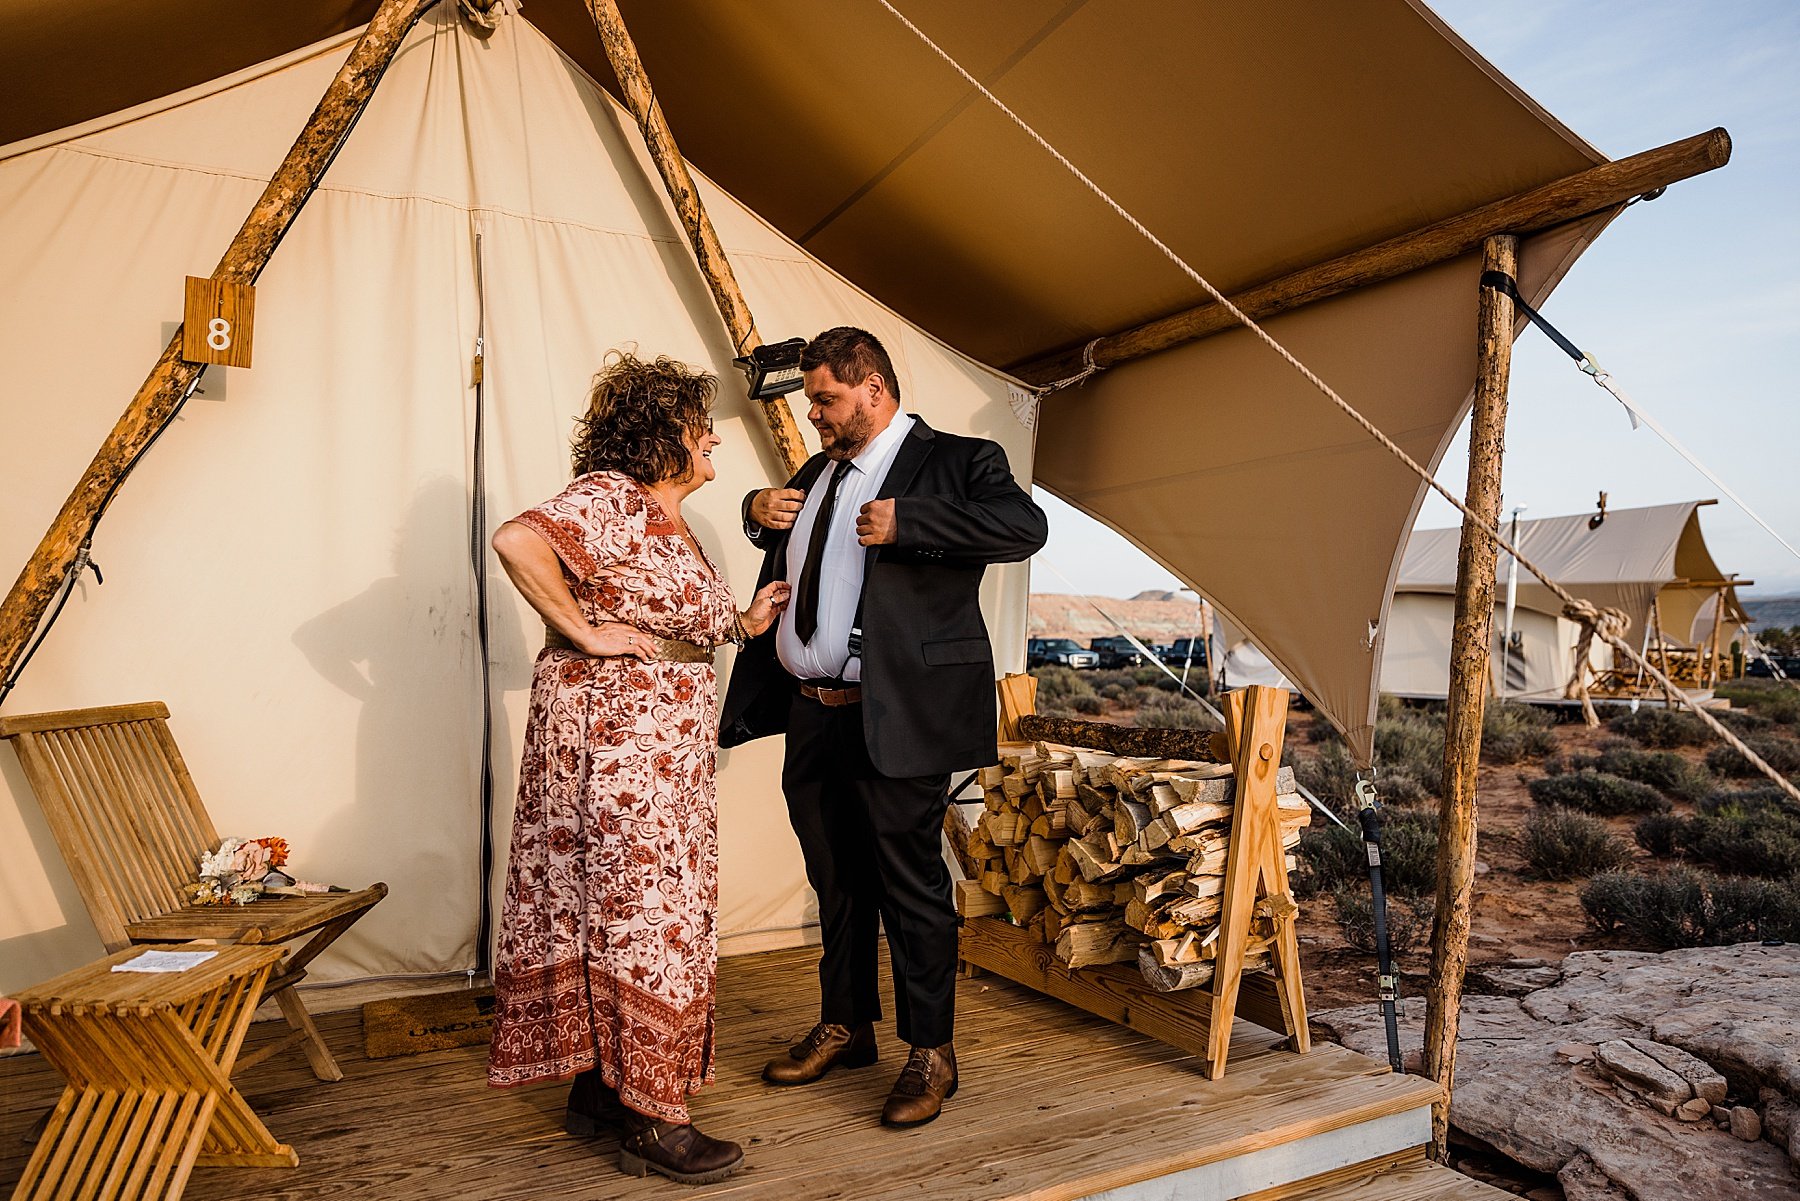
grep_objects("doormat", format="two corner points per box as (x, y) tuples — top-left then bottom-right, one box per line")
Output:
(362, 987), (496, 1059)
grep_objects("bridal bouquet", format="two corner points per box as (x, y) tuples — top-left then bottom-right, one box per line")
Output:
(191, 836), (338, 905)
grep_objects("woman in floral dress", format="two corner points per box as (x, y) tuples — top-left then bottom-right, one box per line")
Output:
(487, 352), (788, 1186)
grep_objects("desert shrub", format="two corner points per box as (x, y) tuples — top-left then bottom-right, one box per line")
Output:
(1528, 770), (1669, 816)
(1717, 679), (1800, 726)
(1088, 669), (1137, 692)
(1098, 683), (1127, 702)
(1295, 806), (1438, 899)
(1705, 734), (1800, 780)
(1129, 665), (1163, 686)
(1607, 707), (1710, 749)
(1373, 706), (1445, 788)
(1554, 743), (1715, 802)
(1521, 807), (1633, 880)
(1634, 812), (1683, 857)
(1137, 694), (1208, 728)
(1070, 694), (1105, 716)
(1293, 739), (1433, 814)
(1718, 709), (1776, 736)
(1031, 666), (1093, 703)
(1581, 868), (1800, 947)
(1330, 886), (1433, 955)
(1482, 702), (1558, 764)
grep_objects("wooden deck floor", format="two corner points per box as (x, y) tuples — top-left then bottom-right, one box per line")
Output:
(0, 945), (1441, 1201)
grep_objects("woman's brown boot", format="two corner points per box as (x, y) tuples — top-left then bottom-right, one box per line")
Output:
(619, 1112), (744, 1185)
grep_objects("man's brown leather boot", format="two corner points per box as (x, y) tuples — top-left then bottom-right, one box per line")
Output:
(762, 1021), (878, 1085)
(880, 1043), (956, 1127)
(618, 1113), (744, 1185)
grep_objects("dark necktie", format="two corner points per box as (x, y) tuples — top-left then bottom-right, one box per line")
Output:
(794, 463), (850, 645)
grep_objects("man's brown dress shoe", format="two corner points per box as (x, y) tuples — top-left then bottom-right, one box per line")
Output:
(619, 1113), (744, 1185)
(564, 1067), (629, 1137)
(880, 1043), (957, 1127)
(762, 1021), (879, 1085)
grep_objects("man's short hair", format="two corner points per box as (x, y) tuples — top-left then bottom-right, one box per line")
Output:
(801, 326), (901, 404)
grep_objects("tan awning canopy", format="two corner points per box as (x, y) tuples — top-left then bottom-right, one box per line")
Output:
(2, 0), (1683, 760)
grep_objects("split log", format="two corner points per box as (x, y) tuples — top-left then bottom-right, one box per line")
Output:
(1113, 797), (1153, 844)
(1055, 918), (1139, 968)
(1023, 834), (1061, 877)
(980, 869), (1009, 897)
(955, 880), (1006, 919)
(1138, 946), (1214, 993)
(1005, 847), (1037, 886)
(1061, 878), (1118, 915)
(1124, 897), (1184, 940)
(1166, 893), (1223, 926)
(978, 764), (1007, 789)
(1133, 869), (1189, 905)
(1003, 885), (1047, 925)
(942, 803), (978, 879)
(1015, 716), (1228, 762)
(0, 0), (442, 685)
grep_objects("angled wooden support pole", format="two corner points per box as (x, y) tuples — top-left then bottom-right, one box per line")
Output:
(1014, 129), (1729, 385)
(0, 0), (437, 690)
(1207, 684), (1307, 1079)
(1423, 233), (1518, 1161)
(584, 0), (809, 477)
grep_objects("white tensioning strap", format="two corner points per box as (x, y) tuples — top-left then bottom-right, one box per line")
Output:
(877, 0), (1800, 807)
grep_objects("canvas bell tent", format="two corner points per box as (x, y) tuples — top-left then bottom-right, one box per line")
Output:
(0, 10), (1035, 992)
(0, 0), (1730, 1004)
(1381, 501), (1751, 703)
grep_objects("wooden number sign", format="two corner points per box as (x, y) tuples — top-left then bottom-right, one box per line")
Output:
(182, 275), (255, 368)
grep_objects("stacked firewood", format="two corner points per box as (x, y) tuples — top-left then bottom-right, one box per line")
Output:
(959, 741), (1310, 991)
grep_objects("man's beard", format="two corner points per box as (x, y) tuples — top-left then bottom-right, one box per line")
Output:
(820, 407), (875, 461)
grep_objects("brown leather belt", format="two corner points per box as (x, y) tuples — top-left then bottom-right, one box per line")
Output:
(800, 683), (863, 706)
(544, 628), (715, 664)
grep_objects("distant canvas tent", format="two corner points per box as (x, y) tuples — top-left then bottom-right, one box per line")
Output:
(0, 0), (1729, 999)
(1381, 501), (1751, 703)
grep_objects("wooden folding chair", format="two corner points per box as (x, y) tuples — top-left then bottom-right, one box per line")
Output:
(0, 702), (388, 1082)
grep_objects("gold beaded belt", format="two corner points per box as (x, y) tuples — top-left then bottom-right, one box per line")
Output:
(544, 628), (715, 664)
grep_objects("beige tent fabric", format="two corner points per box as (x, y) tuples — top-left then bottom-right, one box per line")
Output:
(1380, 596), (1610, 703)
(0, 0), (1629, 769)
(1396, 502), (1724, 641)
(0, 11), (1032, 991)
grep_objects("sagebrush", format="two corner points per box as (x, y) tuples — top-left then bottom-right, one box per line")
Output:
(1521, 807), (1633, 880)
(1581, 868), (1800, 947)
(1528, 770), (1670, 816)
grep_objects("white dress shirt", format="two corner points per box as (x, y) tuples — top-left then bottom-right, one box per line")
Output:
(776, 411), (916, 682)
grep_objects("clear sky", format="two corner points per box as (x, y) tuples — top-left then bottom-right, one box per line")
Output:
(1033, 0), (1800, 602)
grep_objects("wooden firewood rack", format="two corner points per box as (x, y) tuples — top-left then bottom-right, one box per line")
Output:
(957, 684), (1309, 1078)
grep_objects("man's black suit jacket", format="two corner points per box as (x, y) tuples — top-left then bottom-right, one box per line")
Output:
(719, 418), (1048, 778)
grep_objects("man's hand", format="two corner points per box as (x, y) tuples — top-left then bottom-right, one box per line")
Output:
(856, 499), (898, 546)
(749, 487), (806, 530)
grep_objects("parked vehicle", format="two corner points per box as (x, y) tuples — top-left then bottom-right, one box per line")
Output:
(1161, 637), (1207, 667)
(1088, 636), (1147, 669)
(1027, 637), (1099, 670)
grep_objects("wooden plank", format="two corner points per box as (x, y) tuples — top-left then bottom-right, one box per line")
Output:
(1423, 234), (1516, 1160)
(1013, 129), (1730, 384)
(959, 914), (1291, 1051)
(180, 276), (255, 368)
(2, 943), (1441, 1201)
(0, 701), (168, 737)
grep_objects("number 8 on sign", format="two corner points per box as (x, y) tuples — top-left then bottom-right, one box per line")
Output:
(181, 276), (255, 368)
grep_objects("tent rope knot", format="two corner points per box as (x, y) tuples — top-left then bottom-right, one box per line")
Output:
(1036, 336), (1107, 395)
(1561, 598), (1630, 727)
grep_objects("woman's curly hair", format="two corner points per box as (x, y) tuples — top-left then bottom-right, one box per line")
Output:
(570, 351), (717, 484)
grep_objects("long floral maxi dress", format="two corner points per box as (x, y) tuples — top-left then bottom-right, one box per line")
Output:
(488, 470), (739, 1122)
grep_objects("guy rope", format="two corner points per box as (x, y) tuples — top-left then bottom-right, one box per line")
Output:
(873, 0), (1800, 811)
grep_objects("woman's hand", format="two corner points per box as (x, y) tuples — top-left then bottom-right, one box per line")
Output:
(741, 581), (792, 638)
(575, 621), (656, 660)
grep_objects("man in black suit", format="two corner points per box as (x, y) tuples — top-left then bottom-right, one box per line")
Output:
(721, 326), (1047, 1126)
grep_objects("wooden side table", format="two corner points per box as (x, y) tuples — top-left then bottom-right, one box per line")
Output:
(10, 943), (297, 1201)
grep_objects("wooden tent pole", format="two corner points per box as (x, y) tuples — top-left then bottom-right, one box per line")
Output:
(1013, 129), (1729, 385)
(1422, 233), (1517, 1162)
(0, 0), (437, 690)
(1707, 587), (1726, 687)
(583, 0), (808, 477)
